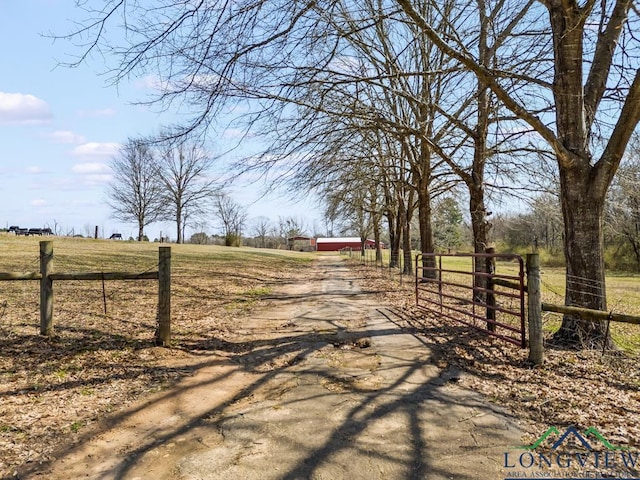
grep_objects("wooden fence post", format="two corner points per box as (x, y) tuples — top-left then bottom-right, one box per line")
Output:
(156, 246), (171, 346)
(527, 253), (543, 365)
(40, 241), (53, 336)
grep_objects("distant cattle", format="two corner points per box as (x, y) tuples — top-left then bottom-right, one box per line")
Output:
(8, 226), (53, 236)
(109, 233), (123, 240)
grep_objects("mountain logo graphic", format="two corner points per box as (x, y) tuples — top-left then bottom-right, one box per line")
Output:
(519, 426), (626, 451)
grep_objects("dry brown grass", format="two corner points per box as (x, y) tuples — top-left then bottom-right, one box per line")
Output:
(2, 237), (639, 477)
(0, 235), (313, 478)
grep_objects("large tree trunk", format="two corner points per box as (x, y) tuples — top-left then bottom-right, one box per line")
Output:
(373, 216), (382, 263)
(471, 5), (491, 301)
(391, 206), (403, 269)
(469, 91), (490, 303)
(553, 167), (612, 348)
(402, 190), (415, 275)
(546, 1), (615, 348)
(387, 212), (400, 268)
(386, 211), (399, 268)
(137, 214), (145, 241)
(402, 216), (413, 275)
(416, 133), (436, 280)
(417, 174), (436, 280)
(470, 181), (490, 303)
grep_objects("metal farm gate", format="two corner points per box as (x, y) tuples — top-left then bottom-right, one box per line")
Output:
(415, 252), (526, 347)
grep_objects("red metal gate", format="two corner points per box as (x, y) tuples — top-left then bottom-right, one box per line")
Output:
(415, 252), (526, 347)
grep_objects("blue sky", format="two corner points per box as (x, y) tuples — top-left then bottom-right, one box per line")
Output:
(0, 0), (321, 241)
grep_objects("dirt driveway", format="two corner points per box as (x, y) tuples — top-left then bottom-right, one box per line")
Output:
(26, 255), (521, 479)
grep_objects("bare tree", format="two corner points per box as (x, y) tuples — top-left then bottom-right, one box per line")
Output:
(45, 219), (61, 236)
(106, 139), (164, 241)
(492, 193), (564, 254)
(156, 139), (217, 244)
(397, 0), (640, 348)
(606, 135), (640, 271)
(214, 192), (247, 247)
(251, 216), (273, 248)
(278, 216), (307, 249)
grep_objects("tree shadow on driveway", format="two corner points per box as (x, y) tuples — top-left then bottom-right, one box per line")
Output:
(22, 258), (520, 480)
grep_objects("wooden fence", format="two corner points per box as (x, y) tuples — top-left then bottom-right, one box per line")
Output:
(396, 251), (640, 366)
(495, 253), (640, 365)
(0, 240), (171, 346)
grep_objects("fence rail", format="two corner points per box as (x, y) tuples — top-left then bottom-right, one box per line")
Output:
(49, 271), (159, 281)
(541, 303), (640, 325)
(0, 272), (43, 280)
(0, 241), (171, 345)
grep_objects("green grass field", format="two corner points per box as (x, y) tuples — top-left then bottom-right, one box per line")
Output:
(351, 249), (640, 353)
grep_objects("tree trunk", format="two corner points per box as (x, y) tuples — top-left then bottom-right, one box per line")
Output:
(175, 207), (182, 244)
(373, 218), (382, 263)
(402, 217), (413, 275)
(401, 191), (414, 275)
(389, 207), (401, 268)
(416, 136), (436, 280)
(546, 1), (617, 349)
(469, 181), (490, 302)
(137, 222), (144, 242)
(471, 6), (491, 302)
(553, 167), (612, 348)
(417, 179), (436, 280)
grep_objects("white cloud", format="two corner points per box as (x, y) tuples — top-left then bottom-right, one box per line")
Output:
(328, 55), (367, 75)
(71, 162), (110, 174)
(46, 130), (86, 144)
(26, 166), (46, 174)
(77, 108), (117, 118)
(31, 199), (47, 207)
(0, 92), (53, 125)
(135, 75), (164, 90)
(71, 142), (120, 158)
(82, 174), (112, 186)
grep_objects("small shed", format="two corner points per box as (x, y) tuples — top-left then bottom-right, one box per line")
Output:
(316, 237), (378, 252)
(287, 236), (316, 252)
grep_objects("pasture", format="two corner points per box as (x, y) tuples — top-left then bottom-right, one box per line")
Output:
(0, 234), (313, 477)
(2, 236), (640, 477)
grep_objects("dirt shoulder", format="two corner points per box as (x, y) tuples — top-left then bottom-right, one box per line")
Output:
(21, 255), (521, 480)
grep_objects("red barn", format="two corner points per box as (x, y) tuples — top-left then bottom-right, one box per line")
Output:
(316, 237), (380, 252)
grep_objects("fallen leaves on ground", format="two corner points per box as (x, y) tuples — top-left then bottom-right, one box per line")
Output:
(0, 246), (310, 479)
(353, 263), (640, 454)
